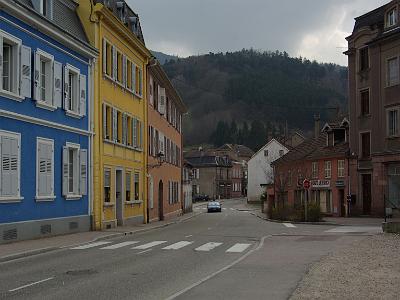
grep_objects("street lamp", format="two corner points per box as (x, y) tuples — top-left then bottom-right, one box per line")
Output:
(147, 152), (165, 169)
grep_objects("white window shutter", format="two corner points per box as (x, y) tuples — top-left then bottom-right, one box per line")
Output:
(103, 103), (107, 139)
(79, 74), (86, 116)
(0, 37), (3, 91)
(63, 66), (70, 110)
(138, 68), (142, 96)
(34, 51), (41, 101)
(131, 118), (134, 147)
(158, 86), (166, 115)
(53, 61), (62, 108)
(122, 55), (127, 87)
(20, 45), (32, 99)
(37, 142), (46, 196)
(112, 45), (117, 81)
(102, 38), (107, 74)
(48, 143), (54, 195)
(1, 136), (19, 197)
(112, 108), (118, 142)
(133, 117), (137, 148)
(79, 149), (87, 195)
(149, 76), (154, 105)
(122, 113), (127, 145)
(132, 64), (136, 94)
(62, 146), (69, 196)
(159, 132), (165, 155)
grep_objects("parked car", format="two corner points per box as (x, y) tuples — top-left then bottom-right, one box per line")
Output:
(194, 194), (210, 202)
(207, 201), (222, 213)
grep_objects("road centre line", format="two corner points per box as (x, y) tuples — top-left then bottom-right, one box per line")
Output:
(165, 235), (270, 300)
(9, 277), (55, 292)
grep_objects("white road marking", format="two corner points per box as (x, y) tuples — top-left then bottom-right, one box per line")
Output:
(325, 226), (382, 233)
(162, 241), (193, 250)
(100, 241), (139, 250)
(9, 277), (55, 292)
(226, 243), (252, 253)
(222, 208), (227, 210)
(230, 208), (235, 211)
(195, 242), (223, 252)
(132, 241), (167, 250)
(136, 249), (152, 254)
(185, 235), (193, 238)
(283, 223), (296, 228)
(70, 241), (111, 250)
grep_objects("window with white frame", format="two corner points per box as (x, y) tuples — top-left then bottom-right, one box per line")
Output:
(0, 130), (21, 200)
(338, 160), (345, 178)
(264, 150), (268, 157)
(386, 8), (398, 28)
(387, 57), (399, 86)
(135, 65), (143, 97)
(36, 138), (54, 199)
(34, 50), (54, 106)
(32, 0), (53, 19)
(312, 162), (318, 179)
(104, 168), (111, 203)
(324, 161), (332, 179)
(63, 64), (86, 117)
(62, 143), (87, 197)
(388, 108), (399, 137)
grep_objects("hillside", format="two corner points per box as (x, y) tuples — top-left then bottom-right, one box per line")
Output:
(151, 50), (179, 65)
(161, 49), (348, 149)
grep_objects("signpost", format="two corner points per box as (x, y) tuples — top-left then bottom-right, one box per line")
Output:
(303, 179), (311, 222)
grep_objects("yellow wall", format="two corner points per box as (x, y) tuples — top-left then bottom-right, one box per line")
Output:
(77, 2), (150, 229)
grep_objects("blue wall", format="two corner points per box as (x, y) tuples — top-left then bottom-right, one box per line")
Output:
(0, 11), (90, 224)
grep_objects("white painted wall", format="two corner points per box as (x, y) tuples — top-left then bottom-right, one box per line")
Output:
(247, 139), (289, 202)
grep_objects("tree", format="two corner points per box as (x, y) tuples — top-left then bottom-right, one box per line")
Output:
(248, 120), (265, 151)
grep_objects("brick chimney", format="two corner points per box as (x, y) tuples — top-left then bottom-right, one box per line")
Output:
(314, 114), (320, 139)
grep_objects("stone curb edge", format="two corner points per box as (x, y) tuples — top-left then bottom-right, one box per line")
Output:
(249, 212), (344, 226)
(0, 212), (203, 263)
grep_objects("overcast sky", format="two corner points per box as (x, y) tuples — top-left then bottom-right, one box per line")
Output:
(128, 0), (389, 66)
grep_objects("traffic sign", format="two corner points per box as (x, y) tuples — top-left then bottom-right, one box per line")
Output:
(303, 179), (311, 190)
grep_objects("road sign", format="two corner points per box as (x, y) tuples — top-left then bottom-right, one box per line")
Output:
(303, 179), (311, 190)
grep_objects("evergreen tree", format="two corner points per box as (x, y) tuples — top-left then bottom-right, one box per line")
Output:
(248, 120), (266, 151)
(229, 120), (238, 144)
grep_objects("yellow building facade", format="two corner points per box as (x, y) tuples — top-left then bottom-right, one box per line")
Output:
(78, 1), (151, 229)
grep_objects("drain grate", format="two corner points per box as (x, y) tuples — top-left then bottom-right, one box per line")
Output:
(3, 228), (17, 241)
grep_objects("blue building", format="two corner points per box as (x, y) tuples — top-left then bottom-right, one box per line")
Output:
(0, 0), (97, 243)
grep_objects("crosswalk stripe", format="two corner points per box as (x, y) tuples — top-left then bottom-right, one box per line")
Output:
(226, 243), (251, 253)
(132, 241), (167, 250)
(70, 241), (111, 250)
(100, 241), (140, 249)
(283, 223), (296, 228)
(195, 242), (223, 252)
(162, 241), (193, 250)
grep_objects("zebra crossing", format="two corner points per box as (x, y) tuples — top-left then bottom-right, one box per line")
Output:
(70, 239), (253, 253)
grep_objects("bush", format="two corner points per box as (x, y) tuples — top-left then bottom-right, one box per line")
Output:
(270, 202), (321, 222)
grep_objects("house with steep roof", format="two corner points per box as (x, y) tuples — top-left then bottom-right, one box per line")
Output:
(0, 0), (97, 243)
(272, 117), (351, 217)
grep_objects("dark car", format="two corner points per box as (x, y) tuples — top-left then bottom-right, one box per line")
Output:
(194, 194), (210, 202)
(207, 201), (222, 213)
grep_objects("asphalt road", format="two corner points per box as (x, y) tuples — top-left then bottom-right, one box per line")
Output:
(0, 199), (381, 300)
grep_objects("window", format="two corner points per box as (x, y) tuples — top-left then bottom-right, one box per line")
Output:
(386, 8), (398, 28)
(104, 168), (111, 203)
(388, 108), (399, 137)
(360, 89), (370, 116)
(36, 138), (54, 199)
(0, 131), (21, 200)
(33, 50), (54, 106)
(126, 59), (133, 91)
(103, 104), (112, 140)
(62, 144), (87, 197)
(264, 150), (268, 157)
(360, 132), (371, 158)
(279, 150), (284, 157)
(324, 161), (332, 179)
(117, 111), (122, 143)
(312, 162), (318, 179)
(387, 57), (399, 86)
(359, 47), (369, 71)
(33, 0), (53, 19)
(64, 65), (85, 116)
(116, 50), (123, 83)
(126, 171), (131, 202)
(134, 172), (140, 200)
(103, 39), (112, 76)
(338, 160), (345, 178)
(135, 66), (143, 97)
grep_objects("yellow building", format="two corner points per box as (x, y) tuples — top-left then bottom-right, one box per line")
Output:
(78, 0), (151, 229)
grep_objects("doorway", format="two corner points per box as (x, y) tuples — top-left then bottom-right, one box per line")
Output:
(362, 174), (372, 215)
(159, 180), (164, 221)
(116, 169), (123, 226)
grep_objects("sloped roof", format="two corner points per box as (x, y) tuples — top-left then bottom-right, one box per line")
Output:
(217, 144), (254, 158)
(185, 155), (232, 168)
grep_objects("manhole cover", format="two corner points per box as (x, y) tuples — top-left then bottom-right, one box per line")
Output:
(66, 269), (98, 276)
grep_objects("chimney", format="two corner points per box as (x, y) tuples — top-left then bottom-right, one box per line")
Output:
(314, 114), (320, 139)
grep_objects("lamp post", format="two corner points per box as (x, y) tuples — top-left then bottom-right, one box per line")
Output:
(147, 152), (165, 169)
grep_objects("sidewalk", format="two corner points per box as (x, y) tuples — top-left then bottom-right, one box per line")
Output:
(0, 209), (202, 263)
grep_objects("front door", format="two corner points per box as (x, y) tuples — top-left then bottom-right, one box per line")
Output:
(116, 169), (123, 226)
(362, 174), (372, 215)
(159, 180), (164, 221)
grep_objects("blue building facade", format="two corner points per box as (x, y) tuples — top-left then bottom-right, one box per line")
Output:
(0, 0), (97, 243)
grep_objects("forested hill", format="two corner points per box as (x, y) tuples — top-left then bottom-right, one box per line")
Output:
(158, 49), (348, 150)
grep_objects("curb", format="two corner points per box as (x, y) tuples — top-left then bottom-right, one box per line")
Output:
(249, 212), (343, 226)
(0, 212), (203, 263)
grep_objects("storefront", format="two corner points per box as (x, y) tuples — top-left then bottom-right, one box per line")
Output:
(311, 180), (333, 214)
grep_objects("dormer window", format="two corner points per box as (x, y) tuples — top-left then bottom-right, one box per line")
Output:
(129, 16), (138, 34)
(386, 8), (398, 28)
(33, 0), (53, 19)
(116, 2), (126, 23)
